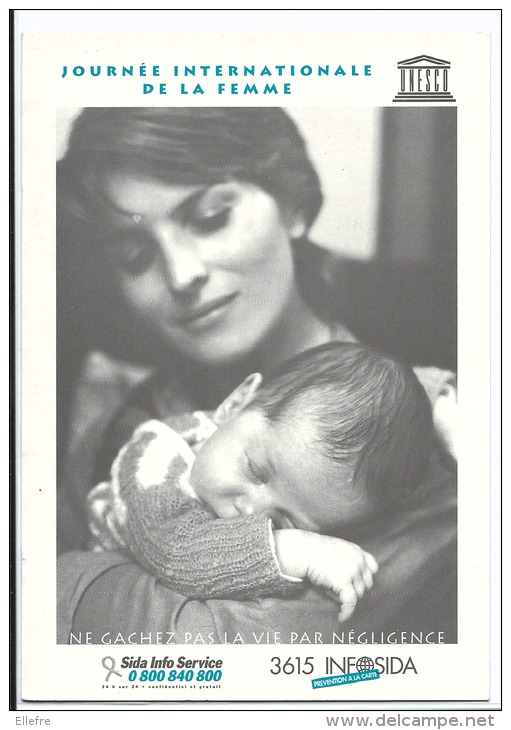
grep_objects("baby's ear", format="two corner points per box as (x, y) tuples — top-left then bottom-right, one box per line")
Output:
(213, 373), (263, 424)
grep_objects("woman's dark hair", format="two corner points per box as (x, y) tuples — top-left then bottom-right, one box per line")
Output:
(58, 107), (323, 240)
(57, 107), (334, 364)
(250, 342), (434, 507)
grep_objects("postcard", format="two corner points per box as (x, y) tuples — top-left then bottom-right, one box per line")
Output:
(14, 9), (501, 712)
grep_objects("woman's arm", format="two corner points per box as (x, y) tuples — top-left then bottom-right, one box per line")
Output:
(58, 551), (335, 645)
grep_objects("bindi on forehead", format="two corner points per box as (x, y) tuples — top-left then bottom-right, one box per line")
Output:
(101, 177), (210, 226)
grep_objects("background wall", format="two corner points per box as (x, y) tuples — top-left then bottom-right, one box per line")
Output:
(288, 107), (381, 259)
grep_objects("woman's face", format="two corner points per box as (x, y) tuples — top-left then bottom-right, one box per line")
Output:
(101, 173), (306, 364)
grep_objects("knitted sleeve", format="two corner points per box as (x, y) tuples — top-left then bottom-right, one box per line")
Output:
(90, 421), (302, 600)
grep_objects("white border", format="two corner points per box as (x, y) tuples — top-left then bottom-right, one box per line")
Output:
(11, 7), (502, 721)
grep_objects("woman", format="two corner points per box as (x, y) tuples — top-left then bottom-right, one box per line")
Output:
(57, 107), (356, 552)
(57, 107), (456, 642)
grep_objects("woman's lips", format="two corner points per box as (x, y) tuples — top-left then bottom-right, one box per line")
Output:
(173, 292), (239, 326)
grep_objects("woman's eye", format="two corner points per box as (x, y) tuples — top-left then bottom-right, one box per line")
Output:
(191, 207), (231, 234)
(106, 241), (156, 276)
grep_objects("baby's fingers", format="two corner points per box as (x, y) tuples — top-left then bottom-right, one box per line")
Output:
(353, 555), (377, 595)
(363, 551), (378, 574)
(352, 573), (369, 600)
(362, 566), (374, 590)
(337, 585), (358, 622)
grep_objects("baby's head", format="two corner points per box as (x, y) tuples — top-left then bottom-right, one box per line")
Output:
(190, 343), (434, 534)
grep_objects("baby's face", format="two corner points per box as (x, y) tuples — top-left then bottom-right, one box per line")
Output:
(190, 409), (372, 534)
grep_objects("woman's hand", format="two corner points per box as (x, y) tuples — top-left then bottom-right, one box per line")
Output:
(274, 529), (378, 622)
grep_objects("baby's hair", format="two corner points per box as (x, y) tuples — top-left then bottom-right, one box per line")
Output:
(250, 342), (434, 506)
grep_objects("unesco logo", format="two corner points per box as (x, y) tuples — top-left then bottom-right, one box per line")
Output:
(393, 54), (456, 103)
(355, 657), (374, 672)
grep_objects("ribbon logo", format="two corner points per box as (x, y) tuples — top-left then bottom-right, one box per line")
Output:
(102, 656), (123, 682)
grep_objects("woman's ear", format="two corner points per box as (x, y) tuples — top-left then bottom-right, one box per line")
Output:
(213, 373), (263, 424)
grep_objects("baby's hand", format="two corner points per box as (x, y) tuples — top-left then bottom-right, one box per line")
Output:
(274, 530), (378, 622)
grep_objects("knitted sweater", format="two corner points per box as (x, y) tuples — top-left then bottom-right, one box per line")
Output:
(88, 413), (301, 600)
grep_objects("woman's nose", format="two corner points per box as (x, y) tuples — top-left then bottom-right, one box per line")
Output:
(156, 225), (208, 292)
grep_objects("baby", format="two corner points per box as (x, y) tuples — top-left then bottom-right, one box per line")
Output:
(88, 342), (434, 620)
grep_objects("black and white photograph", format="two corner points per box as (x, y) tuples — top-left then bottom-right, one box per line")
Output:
(56, 105), (458, 648)
(13, 10), (500, 714)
